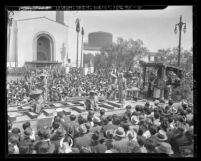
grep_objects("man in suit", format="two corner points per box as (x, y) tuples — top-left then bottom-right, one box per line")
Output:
(118, 73), (127, 106)
(73, 124), (92, 153)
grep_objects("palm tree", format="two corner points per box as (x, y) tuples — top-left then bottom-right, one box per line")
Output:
(80, 27), (84, 68)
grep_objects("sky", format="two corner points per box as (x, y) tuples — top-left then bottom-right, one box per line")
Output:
(13, 6), (193, 63)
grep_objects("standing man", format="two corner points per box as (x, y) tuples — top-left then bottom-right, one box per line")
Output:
(108, 73), (118, 100)
(85, 91), (98, 111)
(118, 73), (127, 107)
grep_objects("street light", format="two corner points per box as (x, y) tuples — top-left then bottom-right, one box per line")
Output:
(174, 15), (186, 67)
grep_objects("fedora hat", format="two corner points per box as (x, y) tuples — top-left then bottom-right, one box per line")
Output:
(131, 115), (139, 125)
(38, 141), (55, 154)
(105, 129), (114, 139)
(92, 131), (101, 141)
(93, 116), (101, 123)
(114, 127), (126, 138)
(155, 130), (168, 141)
(126, 130), (137, 141)
(155, 142), (174, 155)
(77, 124), (87, 134)
(170, 106), (178, 114)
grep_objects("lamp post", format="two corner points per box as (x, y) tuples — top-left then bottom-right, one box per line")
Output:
(174, 15), (186, 67)
(80, 27), (84, 68)
(75, 18), (80, 68)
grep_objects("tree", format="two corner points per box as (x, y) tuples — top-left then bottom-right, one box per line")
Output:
(100, 37), (148, 73)
(83, 53), (94, 67)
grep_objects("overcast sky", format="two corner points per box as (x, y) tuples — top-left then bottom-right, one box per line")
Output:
(13, 6), (193, 62)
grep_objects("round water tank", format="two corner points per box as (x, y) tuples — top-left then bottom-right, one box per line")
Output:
(88, 31), (113, 48)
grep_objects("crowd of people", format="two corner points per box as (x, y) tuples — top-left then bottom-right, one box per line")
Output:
(8, 100), (194, 156)
(7, 67), (142, 106)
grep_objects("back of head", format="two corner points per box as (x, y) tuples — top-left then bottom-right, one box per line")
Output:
(154, 112), (160, 119)
(149, 125), (158, 135)
(11, 128), (21, 135)
(78, 115), (85, 125)
(18, 141), (32, 154)
(100, 109), (105, 115)
(107, 115), (113, 122)
(37, 127), (50, 139)
(22, 121), (31, 131)
(9, 134), (19, 145)
(24, 127), (33, 137)
(137, 135), (146, 146)
(52, 121), (60, 130)
(70, 114), (76, 121)
(54, 116), (61, 122)
(144, 138), (157, 152)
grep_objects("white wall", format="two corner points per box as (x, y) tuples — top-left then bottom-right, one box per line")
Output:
(17, 18), (68, 67)
(83, 49), (101, 56)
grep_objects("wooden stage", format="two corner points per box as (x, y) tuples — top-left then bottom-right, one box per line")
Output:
(8, 96), (172, 132)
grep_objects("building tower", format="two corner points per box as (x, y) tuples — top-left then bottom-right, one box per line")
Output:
(56, 11), (64, 25)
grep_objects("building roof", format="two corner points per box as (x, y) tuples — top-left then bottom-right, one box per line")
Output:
(16, 16), (69, 28)
(89, 31), (113, 36)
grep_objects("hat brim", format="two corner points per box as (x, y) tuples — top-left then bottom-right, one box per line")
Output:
(156, 134), (168, 141)
(155, 147), (174, 155)
(114, 129), (126, 138)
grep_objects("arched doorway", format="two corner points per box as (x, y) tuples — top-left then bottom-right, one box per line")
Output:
(37, 35), (52, 61)
(33, 32), (55, 62)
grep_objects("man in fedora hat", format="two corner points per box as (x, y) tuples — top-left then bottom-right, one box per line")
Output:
(36, 140), (55, 154)
(102, 115), (119, 133)
(103, 129), (114, 150)
(155, 142), (174, 156)
(155, 130), (168, 143)
(73, 124), (92, 152)
(91, 116), (102, 133)
(90, 130), (107, 153)
(33, 126), (55, 154)
(50, 127), (66, 153)
(112, 127), (130, 153)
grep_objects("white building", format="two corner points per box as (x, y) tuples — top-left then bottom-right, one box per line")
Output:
(7, 11), (69, 67)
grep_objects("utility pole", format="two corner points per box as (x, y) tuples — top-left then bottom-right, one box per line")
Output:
(174, 15), (186, 67)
